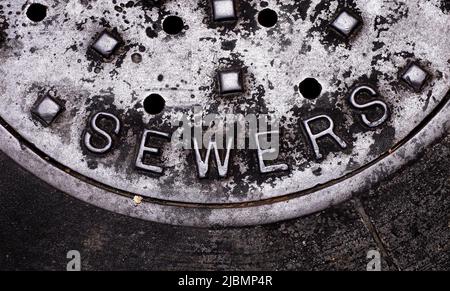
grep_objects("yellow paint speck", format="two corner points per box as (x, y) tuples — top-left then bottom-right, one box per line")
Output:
(133, 195), (143, 205)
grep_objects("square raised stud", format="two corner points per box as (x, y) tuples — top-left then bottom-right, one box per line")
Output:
(330, 9), (362, 38)
(212, 0), (237, 22)
(31, 95), (64, 127)
(401, 63), (430, 92)
(91, 30), (121, 58)
(218, 69), (244, 95)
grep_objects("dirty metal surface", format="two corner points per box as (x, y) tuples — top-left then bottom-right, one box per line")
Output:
(0, 0), (448, 226)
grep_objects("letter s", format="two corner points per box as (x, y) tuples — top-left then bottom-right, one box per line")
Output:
(349, 85), (389, 128)
(83, 112), (121, 154)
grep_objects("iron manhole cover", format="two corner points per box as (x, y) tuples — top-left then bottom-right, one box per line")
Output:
(0, 0), (448, 226)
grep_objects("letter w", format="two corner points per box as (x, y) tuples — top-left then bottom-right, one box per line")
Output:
(193, 137), (233, 178)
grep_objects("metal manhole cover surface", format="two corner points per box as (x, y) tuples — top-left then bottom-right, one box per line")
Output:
(0, 0), (448, 226)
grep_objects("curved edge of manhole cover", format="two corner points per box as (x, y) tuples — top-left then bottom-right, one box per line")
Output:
(0, 94), (448, 227)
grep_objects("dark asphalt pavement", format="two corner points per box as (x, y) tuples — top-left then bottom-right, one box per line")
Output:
(0, 135), (448, 271)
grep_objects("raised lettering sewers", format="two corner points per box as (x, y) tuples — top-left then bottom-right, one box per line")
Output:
(81, 85), (390, 179)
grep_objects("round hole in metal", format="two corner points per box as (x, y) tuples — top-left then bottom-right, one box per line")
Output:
(258, 8), (278, 28)
(143, 94), (165, 115)
(299, 78), (323, 99)
(163, 16), (184, 35)
(26, 3), (47, 23)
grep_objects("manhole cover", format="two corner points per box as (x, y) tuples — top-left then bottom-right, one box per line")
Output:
(0, 0), (448, 226)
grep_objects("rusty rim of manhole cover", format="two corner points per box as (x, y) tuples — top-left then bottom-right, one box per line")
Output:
(0, 1), (449, 227)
